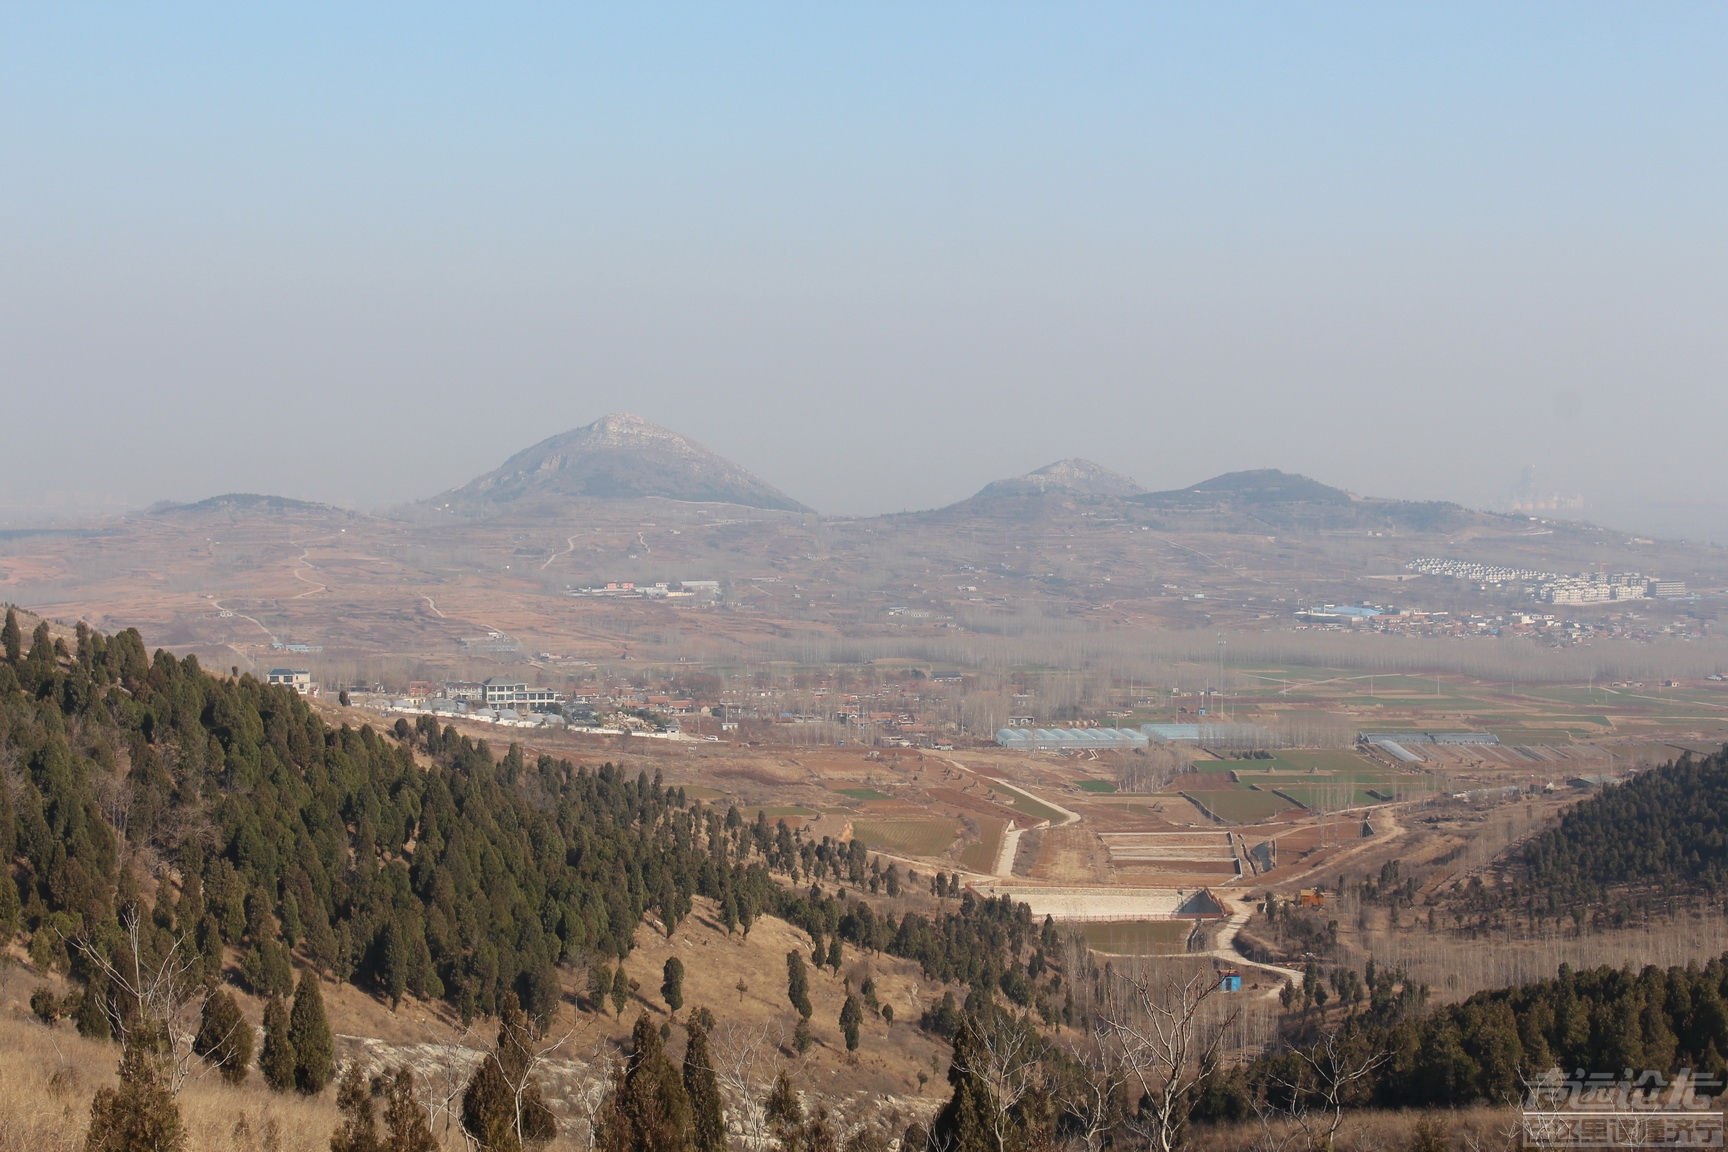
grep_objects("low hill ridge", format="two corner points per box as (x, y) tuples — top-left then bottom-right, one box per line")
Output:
(436, 413), (813, 513)
(1135, 468), (1354, 507)
(973, 458), (1146, 500)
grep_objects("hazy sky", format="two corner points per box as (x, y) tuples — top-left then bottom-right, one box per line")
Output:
(3, 5), (1725, 536)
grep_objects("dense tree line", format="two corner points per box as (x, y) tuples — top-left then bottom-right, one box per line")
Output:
(0, 614), (1046, 1033)
(1518, 747), (1728, 905)
(1203, 951), (1728, 1127)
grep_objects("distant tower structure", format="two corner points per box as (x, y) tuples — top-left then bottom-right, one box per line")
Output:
(1515, 465), (1536, 498)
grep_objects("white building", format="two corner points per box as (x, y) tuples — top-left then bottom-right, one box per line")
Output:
(267, 669), (316, 695)
(481, 677), (560, 712)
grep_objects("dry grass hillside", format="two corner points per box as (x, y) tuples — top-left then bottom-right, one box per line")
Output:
(0, 892), (951, 1152)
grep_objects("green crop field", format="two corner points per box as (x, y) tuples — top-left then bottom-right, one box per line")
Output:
(680, 785), (728, 800)
(998, 787), (1064, 824)
(1277, 750), (1383, 774)
(959, 819), (1007, 872)
(851, 818), (963, 858)
(1489, 729), (1578, 745)
(1082, 920), (1193, 955)
(1269, 785), (1390, 810)
(1180, 788), (1296, 823)
(834, 787), (892, 801)
(1078, 780), (1118, 793)
(1190, 761), (1240, 775)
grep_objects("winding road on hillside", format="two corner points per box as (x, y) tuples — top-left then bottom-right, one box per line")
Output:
(928, 749), (1401, 996)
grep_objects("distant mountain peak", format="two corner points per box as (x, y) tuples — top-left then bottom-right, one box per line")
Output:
(974, 458), (1146, 500)
(148, 492), (343, 516)
(1138, 469), (1354, 507)
(438, 413), (812, 513)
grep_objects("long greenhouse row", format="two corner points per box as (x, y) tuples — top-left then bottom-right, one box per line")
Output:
(995, 726), (1148, 750)
(995, 722), (1283, 750)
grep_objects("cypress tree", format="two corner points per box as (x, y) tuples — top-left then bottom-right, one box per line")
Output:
(0, 861), (19, 946)
(74, 976), (113, 1042)
(595, 1013), (690, 1152)
(589, 962), (615, 1014)
(462, 993), (556, 1151)
(609, 965), (629, 1018)
(290, 969), (334, 1095)
(1, 609), (19, 664)
(662, 957), (684, 1015)
(83, 1032), (185, 1152)
(840, 991), (863, 1055)
(330, 1063), (381, 1152)
(25, 621), (53, 678)
(383, 1067), (438, 1152)
(260, 997), (296, 1091)
(826, 937), (842, 973)
(683, 1015), (726, 1152)
(460, 1051), (517, 1150)
(765, 1071), (802, 1144)
(786, 951), (812, 1020)
(193, 990), (253, 1084)
(928, 1022), (996, 1152)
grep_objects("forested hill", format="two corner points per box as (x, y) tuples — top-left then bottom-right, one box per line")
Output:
(1520, 746), (1728, 904)
(0, 611), (1048, 1029)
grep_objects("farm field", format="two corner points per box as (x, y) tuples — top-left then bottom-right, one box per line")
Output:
(1082, 919), (1194, 955)
(995, 785), (1065, 824)
(850, 818), (963, 857)
(1179, 788), (1297, 823)
(959, 818), (1007, 872)
(1269, 784), (1388, 810)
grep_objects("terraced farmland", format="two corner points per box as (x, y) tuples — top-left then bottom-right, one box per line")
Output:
(1082, 919), (1194, 955)
(996, 785), (1065, 824)
(1180, 788), (1297, 823)
(959, 818), (1007, 872)
(850, 818), (963, 858)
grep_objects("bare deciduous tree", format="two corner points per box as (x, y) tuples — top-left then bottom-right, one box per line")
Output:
(1101, 964), (1239, 1152)
(1253, 1027), (1391, 1152)
(68, 910), (207, 1094)
(1064, 1012), (1126, 1152)
(957, 1009), (1046, 1152)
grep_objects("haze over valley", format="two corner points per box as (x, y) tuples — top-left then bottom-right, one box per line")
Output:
(7, 8), (1728, 1152)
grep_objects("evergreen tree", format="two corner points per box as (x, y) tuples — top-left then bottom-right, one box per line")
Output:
(74, 978), (113, 1042)
(765, 1071), (803, 1147)
(826, 937), (842, 973)
(589, 962), (615, 1014)
(461, 1052), (518, 1151)
(83, 1032), (185, 1152)
(683, 1014), (726, 1152)
(596, 1013), (692, 1152)
(290, 969), (335, 1095)
(461, 993), (557, 1151)
(610, 965), (630, 1018)
(662, 957), (685, 1015)
(330, 1063), (381, 1152)
(382, 1067), (439, 1152)
(193, 990), (254, 1084)
(840, 991), (863, 1055)
(786, 951), (813, 1020)
(1, 608), (19, 664)
(928, 1023), (998, 1152)
(0, 864), (19, 947)
(260, 997), (297, 1091)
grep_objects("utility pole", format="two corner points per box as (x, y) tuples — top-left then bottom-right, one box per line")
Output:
(1217, 634), (1226, 721)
